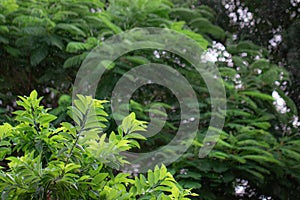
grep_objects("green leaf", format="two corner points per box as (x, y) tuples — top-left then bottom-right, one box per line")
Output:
(250, 122), (271, 130)
(240, 91), (274, 101)
(55, 23), (86, 37)
(135, 176), (142, 194)
(92, 173), (108, 185)
(148, 169), (155, 185)
(38, 114), (57, 125)
(98, 14), (122, 34)
(190, 17), (225, 39)
(242, 155), (280, 164)
(124, 133), (146, 140)
(29, 90), (38, 100)
(124, 56), (150, 65)
(63, 52), (88, 68)
(281, 148), (300, 161)
(176, 29), (208, 49)
(66, 42), (89, 53)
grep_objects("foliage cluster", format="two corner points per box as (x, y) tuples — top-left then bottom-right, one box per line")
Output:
(0, 0), (299, 199)
(0, 91), (195, 199)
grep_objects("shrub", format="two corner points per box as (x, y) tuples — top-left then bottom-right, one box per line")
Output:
(0, 91), (197, 199)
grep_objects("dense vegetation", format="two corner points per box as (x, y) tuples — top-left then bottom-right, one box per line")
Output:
(0, 90), (197, 199)
(0, 0), (299, 199)
(190, 0), (300, 113)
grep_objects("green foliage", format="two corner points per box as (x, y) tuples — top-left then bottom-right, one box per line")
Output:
(0, 0), (107, 106)
(168, 40), (300, 199)
(0, 91), (194, 199)
(0, 0), (299, 199)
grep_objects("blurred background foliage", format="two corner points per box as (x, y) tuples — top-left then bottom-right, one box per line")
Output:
(0, 0), (299, 199)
